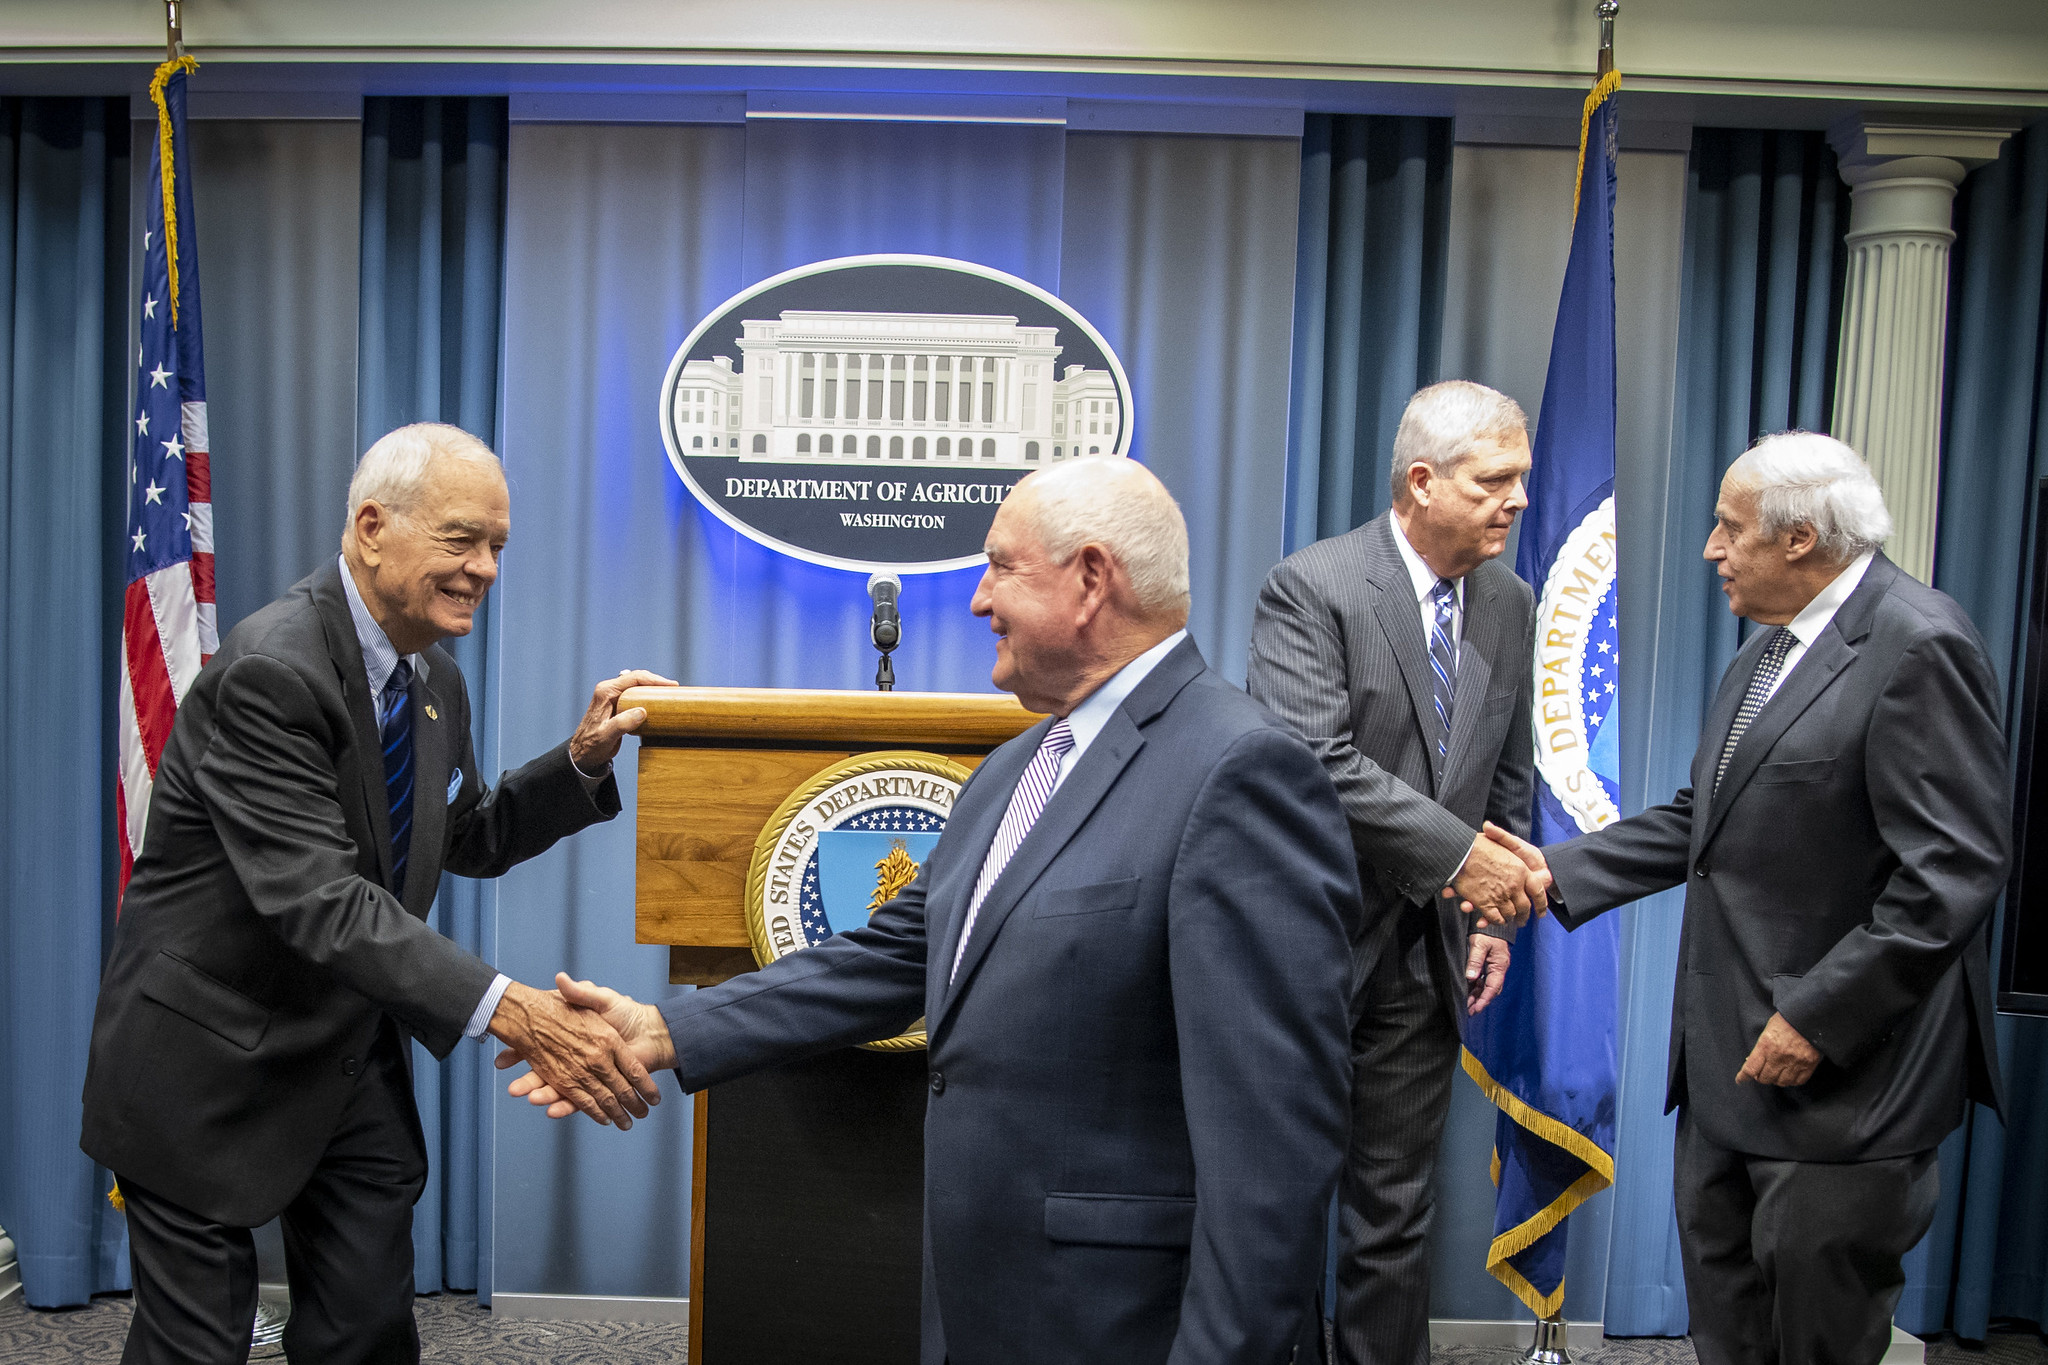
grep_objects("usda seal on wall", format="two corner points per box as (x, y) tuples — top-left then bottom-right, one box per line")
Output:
(658, 254), (1133, 574)
(745, 751), (973, 1051)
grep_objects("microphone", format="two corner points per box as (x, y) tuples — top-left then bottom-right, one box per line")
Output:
(868, 573), (901, 691)
(868, 573), (902, 651)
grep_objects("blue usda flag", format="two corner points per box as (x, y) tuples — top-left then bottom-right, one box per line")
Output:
(1459, 67), (1623, 1318)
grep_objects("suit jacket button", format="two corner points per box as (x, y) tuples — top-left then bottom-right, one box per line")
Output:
(343, 1057), (358, 1077)
(1695, 863), (1709, 877)
(928, 1071), (945, 1095)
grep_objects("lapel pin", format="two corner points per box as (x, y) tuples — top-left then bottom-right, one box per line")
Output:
(424, 704), (438, 721)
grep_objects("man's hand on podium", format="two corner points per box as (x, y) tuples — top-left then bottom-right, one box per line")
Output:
(499, 973), (677, 1121)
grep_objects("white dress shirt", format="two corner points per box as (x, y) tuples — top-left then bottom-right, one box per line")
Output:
(338, 556), (509, 1040)
(1050, 629), (1188, 794)
(1390, 514), (1463, 651)
(1760, 550), (1875, 705)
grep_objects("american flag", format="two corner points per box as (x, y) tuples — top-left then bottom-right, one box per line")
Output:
(118, 56), (214, 896)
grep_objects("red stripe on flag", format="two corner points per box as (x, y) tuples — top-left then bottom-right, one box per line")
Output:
(115, 777), (135, 907)
(191, 550), (215, 604)
(123, 578), (181, 774)
(185, 449), (210, 502)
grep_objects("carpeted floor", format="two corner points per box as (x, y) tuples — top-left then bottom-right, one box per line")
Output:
(5, 1290), (2047, 1365)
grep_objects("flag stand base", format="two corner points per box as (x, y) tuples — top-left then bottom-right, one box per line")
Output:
(1522, 1315), (1571, 1365)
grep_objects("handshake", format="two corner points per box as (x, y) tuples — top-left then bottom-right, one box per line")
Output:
(484, 976), (677, 1129)
(1444, 822), (1551, 928)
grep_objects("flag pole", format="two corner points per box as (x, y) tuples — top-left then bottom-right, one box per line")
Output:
(1520, 0), (1611, 1331)
(163, 0), (184, 60)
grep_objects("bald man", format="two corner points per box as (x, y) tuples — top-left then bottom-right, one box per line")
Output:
(506, 458), (1364, 1365)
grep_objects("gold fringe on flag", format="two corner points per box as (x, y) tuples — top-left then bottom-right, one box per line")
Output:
(147, 53), (200, 327)
(1571, 67), (1623, 223)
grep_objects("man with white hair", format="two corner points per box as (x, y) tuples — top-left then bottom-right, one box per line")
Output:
(1248, 378), (1547, 1365)
(506, 456), (1364, 1364)
(84, 422), (673, 1365)
(1487, 431), (2008, 1365)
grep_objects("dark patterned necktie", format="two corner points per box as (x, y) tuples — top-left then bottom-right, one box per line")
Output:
(951, 719), (1075, 983)
(1713, 628), (1795, 796)
(381, 658), (414, 890)
(1428, 578), (1459, 773)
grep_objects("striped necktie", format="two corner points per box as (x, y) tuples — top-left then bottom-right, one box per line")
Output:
(950, 719), (1075, 984)
(1713, 627), (1795, 796)
(1428, 578), (1459, 773)
(381, 658), (414, 892)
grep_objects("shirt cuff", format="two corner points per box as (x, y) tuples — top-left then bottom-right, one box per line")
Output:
(568, 751), (613, 788)
(464, 973), (513, 1040)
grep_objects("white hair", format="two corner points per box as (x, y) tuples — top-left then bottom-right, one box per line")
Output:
(1014, 457), (1190, 616)
(1389, 380), (1529, 505)
(1727, 431), (1893, 560)
(344, 423), (501, 543)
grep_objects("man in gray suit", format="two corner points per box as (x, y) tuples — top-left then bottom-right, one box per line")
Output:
(1248, 380), (1551, 1365)
(1487, 433), (2008, 1365)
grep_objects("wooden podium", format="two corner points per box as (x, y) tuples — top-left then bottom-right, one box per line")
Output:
(624, 686), (1039, 1364)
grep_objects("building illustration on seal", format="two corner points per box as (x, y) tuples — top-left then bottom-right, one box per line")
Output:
(669, 310), (1123, 468)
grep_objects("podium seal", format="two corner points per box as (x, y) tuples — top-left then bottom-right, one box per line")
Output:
(746, 750), (972, 1051)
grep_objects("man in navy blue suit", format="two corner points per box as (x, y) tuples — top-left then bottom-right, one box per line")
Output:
(506, 456), (1365, 1365)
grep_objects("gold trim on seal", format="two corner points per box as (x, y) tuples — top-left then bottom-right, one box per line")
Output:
(745, 749), (973, 1053)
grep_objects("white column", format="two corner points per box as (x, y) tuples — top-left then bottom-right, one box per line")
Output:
(1827, 118), (2012, 581)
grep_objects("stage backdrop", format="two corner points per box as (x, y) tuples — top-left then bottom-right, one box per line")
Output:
(488, 114), (1303, 1297)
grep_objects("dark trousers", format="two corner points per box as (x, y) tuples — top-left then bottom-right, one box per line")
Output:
(119, 1023), (428, 1365)
(1674, 1108), (1939, 1365)
(1332, 915), (1460, 1365)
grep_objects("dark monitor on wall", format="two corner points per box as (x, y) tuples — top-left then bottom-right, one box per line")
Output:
(1999, 477), (2048, 1015)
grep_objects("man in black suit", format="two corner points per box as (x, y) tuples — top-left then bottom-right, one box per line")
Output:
(1488, 432), (2008, 1365)
(83, 423), (672, 1365)
(508, 456), (1363, 1365)
(1247, 380), (1548, 1365)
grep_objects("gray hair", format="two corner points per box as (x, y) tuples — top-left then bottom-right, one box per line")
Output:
(345, 423), (502, 543)
(1727, 431), (1893, 560)
(1014, 457), (1191, 616)
(1389, 380), (1530, 505)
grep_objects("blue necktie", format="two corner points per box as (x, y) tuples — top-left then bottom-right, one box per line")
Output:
(1428, 578), (1459, 773)
(381, 658), (414, 892)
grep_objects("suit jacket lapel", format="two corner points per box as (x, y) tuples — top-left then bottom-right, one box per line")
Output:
(312, 564), (395, 890)
(932, 639), (1203, 1035)
(1362, 517), (1442, 794)
(1694, 557), (1901, 852)
(926, 722), (1045, 1024)
(403, 661), (454, 912)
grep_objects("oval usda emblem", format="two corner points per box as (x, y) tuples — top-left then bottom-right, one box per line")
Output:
(745, 751), (973, 1051)
(1532, 495), (1622, 833)
(658, 254), (1134, 574)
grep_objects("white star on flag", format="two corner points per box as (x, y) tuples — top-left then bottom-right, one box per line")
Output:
(162, 433), (186, 460)
(136, 411), (149, 435)
(182, 511), (194, 531)
(148, 363), (173, 388)
(143, 295), (157, 319)
(144, 481), (164, 505)
(132, 529), (146, 552)
(143, 230), (153, 249)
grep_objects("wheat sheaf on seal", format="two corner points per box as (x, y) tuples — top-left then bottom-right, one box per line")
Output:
(746, 750), (972, 1052)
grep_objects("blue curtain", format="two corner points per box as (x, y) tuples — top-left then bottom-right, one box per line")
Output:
(0, 96), (132, 1309)
(1600, 128), (1847, 1336)
(1285, 115), (1452, 551)
(357, 94), (509, 1300)
(1910, 118), (2048, 1340)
